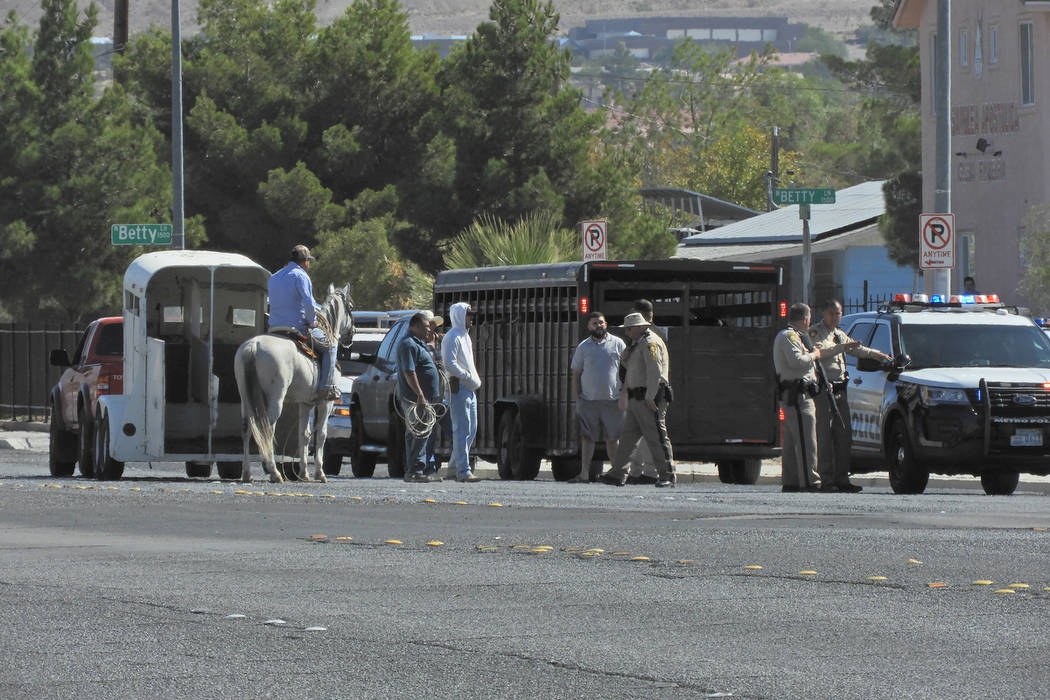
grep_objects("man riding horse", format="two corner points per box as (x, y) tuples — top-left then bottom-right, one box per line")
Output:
(267, 245), (339, 402)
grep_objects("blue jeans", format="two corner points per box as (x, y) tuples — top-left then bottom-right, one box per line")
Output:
(401, 400), (431, 475)
(425, 409), (451, 474)
(449, 388), (477, 478)
(310, 327), (336, 391)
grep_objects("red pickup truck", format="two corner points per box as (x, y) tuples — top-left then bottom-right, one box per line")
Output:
(48, 317), (124, 477)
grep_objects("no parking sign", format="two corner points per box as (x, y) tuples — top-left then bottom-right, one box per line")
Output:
(919, 213), (955, 269)
(580, 220), (607, 261)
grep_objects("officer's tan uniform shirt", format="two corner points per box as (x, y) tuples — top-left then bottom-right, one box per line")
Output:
(808, 322), (883, 383)
(773, 327), (818, 383)
(622, 329), (669, 401)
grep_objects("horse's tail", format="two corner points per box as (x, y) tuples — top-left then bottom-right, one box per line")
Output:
(238, 341), (275, 467)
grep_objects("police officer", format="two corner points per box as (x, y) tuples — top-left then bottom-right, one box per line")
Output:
(809, 299), (891, 493)
(774, 303), (856, 492)
(599, 312), (675, 488)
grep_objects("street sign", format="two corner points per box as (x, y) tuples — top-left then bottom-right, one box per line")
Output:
(774, 188), (837, 205)
(111, 224), (173, 246)
(919, 213), (955, 269)
(580, 219), (607, 262)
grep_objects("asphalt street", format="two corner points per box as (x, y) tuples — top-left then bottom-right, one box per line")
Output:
(1, 439), (1049, 699)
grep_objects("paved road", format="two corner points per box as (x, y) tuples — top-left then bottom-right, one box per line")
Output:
(2, 448), (1050, 698)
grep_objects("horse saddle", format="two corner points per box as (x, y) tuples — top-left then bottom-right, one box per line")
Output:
(269, 329), (320, 361)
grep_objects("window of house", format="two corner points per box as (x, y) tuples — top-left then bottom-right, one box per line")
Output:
(989, 25), (999, 64)
(960, 29), (969, 67)
(1021, 22), (1035, 105)
(974, 22), (983, 77)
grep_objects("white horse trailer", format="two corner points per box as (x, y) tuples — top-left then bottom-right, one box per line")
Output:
(93, 250), (271, 479)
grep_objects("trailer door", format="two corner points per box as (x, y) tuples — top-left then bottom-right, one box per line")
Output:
(591, 267), (781, 458)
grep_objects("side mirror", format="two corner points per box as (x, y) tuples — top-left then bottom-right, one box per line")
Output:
(893, 353), (912, 370)
(856, 357), (883, 373)
(49, 349), (71, 367)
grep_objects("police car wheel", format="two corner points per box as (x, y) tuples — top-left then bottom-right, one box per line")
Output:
(980, 471), (1019, 496)
(887, 419), (929, 495)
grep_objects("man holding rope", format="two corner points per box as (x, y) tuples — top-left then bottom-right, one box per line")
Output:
(397, 312), (443, 483)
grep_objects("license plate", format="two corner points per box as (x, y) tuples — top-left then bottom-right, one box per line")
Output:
(1010, 428), (1043, 447)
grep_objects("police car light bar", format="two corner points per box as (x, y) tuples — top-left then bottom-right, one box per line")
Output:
(893, 293), (1001, 306)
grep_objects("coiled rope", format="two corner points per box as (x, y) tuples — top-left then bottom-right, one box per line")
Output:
(394, 368), (451, 438)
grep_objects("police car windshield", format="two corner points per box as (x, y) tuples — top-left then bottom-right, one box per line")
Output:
(900, 324), (1050, 369)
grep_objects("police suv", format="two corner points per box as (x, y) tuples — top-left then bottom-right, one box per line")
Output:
(841, 293), (1050, 495)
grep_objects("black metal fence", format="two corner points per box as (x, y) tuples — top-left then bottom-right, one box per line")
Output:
(842, 294), (893, 314)
(0, 323), (83, 422)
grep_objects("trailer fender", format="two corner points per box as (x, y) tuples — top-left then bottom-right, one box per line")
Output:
(96, 395), (135, 462)
(494, 397), (546, 449)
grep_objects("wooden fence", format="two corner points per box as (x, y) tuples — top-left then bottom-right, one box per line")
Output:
(0, 323), (83, 422)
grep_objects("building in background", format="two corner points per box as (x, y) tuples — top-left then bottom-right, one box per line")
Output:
(894, 0), (1050, 303)
(674, 181), (915, 309)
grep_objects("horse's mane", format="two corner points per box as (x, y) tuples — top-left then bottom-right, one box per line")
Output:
(318, 284), (354, 346)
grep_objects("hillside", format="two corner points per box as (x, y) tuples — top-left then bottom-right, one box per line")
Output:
(3, 0), (877, 40)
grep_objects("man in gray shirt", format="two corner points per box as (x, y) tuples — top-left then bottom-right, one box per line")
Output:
(569, 311), (626, 483)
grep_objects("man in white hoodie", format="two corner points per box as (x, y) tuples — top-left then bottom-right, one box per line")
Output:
(441, 302), (482, 482)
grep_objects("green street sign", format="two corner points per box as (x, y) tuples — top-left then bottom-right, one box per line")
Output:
(111, 224), (173, 246)
(774, 188), (837, 205)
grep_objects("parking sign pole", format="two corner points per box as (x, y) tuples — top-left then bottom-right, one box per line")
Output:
(171, 0), (185, 249)
(931, 0), (951, 296)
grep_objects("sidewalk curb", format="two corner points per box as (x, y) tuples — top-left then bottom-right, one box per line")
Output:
(0, 421), (49, 433)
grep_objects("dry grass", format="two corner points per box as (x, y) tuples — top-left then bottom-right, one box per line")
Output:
(8, 0), (877, 40)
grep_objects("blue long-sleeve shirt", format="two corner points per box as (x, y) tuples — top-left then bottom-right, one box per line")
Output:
(268, 262), (318, 334)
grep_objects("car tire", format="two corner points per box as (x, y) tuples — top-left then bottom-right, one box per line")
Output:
(888, 419), (928, 494)
(980, 471), (1019, 496)
(349, 404), (377, 478)
(386, 406), (406, 479)
(322, 451), (343, 476)
(93, 411), (125, 481)
(216, 461), (242, 480)
(76, 405), (94, 478)
(48, 412), (76, 478)
(497, 410), (542, 480)
(185, 461), (212, 478)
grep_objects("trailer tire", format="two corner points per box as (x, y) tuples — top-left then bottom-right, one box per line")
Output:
(77, 405), (94, 478)
(717, 458), (762, 485)
(550, 457), (579, 482)
(48, 413), (76, 478)
(216, 462), (242, 480)
(93, 412), (125, 481)
(498, 410), (542, 480)
(186, 461), (212, 478)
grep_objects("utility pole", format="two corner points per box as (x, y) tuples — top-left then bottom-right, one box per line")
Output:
(113, 0), (128, 53)
(171, 0), (185, 249)
(932, 0), (951, 297)
(769, 126), (780, 211)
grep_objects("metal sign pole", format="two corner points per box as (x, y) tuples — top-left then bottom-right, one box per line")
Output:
(171, 0), (185, 250)
(932, 0), (951, 296)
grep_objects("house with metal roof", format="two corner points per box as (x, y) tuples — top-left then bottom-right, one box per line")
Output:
(674, 180), (916, 307)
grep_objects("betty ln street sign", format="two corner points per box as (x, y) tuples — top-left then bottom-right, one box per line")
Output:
(773, 188), (837, 205)
(111, 224), (173, 246)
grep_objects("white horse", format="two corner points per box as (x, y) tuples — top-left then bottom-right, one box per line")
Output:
(234, 284), (354, 483)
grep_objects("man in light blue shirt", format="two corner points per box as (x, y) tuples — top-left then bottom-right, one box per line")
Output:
(267, 244), (337, 400)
